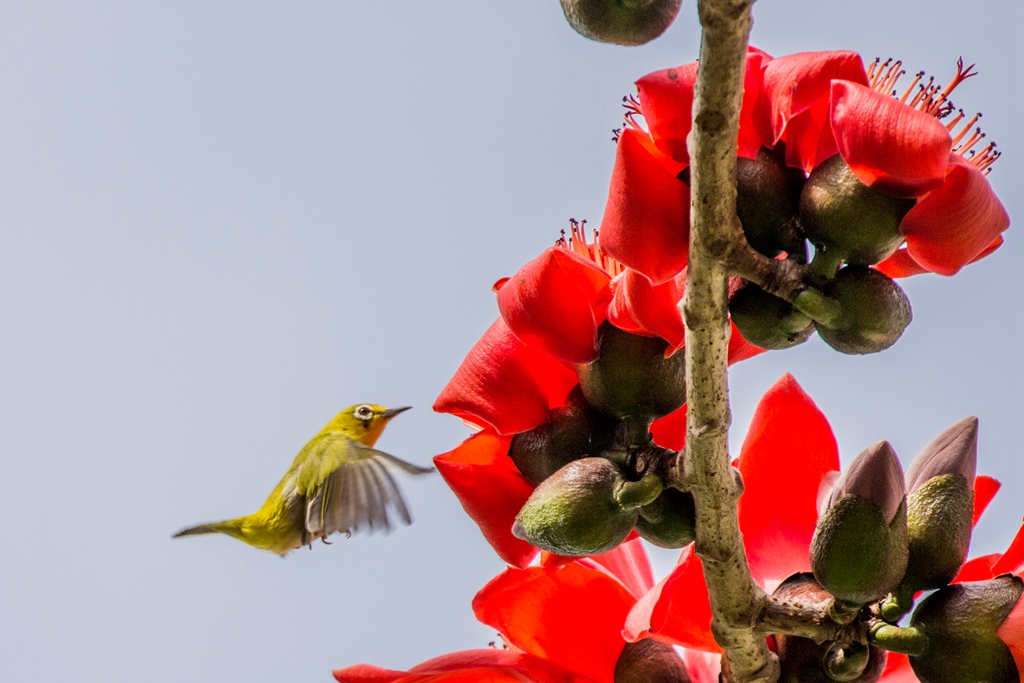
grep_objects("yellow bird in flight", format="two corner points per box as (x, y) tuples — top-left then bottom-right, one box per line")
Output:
(173, 404), (432, 555)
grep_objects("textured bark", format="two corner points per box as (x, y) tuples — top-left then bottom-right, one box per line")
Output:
(682, 1), (778, 681)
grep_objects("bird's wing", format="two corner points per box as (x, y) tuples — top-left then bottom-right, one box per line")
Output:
(296, 432), (432, 540)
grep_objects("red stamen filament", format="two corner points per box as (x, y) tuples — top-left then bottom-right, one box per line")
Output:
(874, 56), (999, 172)
(558, 219), (623, 277)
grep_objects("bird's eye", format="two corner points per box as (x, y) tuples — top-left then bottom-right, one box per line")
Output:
(354, 405), (374, 421)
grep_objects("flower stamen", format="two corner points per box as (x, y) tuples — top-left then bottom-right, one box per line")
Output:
(872, 56), (998, 172)
(613, 93), (646, 143)
(557, 219), (624, 277)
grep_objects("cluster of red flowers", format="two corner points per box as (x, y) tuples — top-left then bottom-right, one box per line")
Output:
(602, 48), (1008, 281)
(335, 375), (1024, 683)
(336, 48), (1013, 683)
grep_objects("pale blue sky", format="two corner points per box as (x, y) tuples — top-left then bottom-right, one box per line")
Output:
(0, 2), (1020, 681)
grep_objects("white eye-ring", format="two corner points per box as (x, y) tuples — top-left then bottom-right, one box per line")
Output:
(354, 404), (374, 421)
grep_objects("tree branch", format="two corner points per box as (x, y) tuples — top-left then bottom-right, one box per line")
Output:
(682, 1), (777, 682)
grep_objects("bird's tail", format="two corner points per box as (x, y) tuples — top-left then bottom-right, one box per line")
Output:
(172, 520), (236, 539)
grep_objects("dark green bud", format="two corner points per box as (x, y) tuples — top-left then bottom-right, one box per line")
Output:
(560, 0), (681, 46)
(513, 457), (659, 556)
(811, 441), (908, 605)
(883, 418), (980, 622)
(614, 639), (692, 683)
(634, 487), (696, 549)
(909, 576), (1023, 683)
(736, 146), (807, 259)
(815, 266), (912, 355)
(509, 386), (618, 485)
(799, 154), (915, 266)
(773, 574), (888, 683)
(730, 283), (815, 350)
(577, 322), (686, 422)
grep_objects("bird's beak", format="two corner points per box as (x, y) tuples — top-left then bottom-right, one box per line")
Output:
(381, 406), (412, 420)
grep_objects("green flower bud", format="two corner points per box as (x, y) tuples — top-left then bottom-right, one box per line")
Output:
(773, 574), (888, 683)
(614, 639), (692, 683)
(815, 266), (912, 355)
(811, 441), (909, 605)
(509, 386), (618, 485)
(736, 146), (807, 259)
(559, 0), (682, 46)
(799, 154), (915, 266)
(883, 417), (980, 622)
(512, 457), (661, 556)
(730, 283), (815, 350)
(577, 322), (686, 423)
(909, 576), (1023, 683)
(634, 487), (696, 549)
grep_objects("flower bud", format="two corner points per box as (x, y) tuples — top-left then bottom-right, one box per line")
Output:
(509, 386), (618, 485)
(614, 639), (691, 683)
(513, 457), (662, 556)
(811, 441), (909, 605)
(909, 576), (1023, 683)
(883, 417), (979, 622)
(799, 154), (915, 266)
(560, 0), (682, 46)
(577, 322), (686, 423)
(730, 283), (815, 350)
(634, 487), (696, 549)
(815, 266), (912, 355)
(773, 574), (888, 683)
(736, 146), (807, 259)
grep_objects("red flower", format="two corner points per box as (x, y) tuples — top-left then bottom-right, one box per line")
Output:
(333, 540), (687, 683)
(762, 52), (1009, 276)
(600, 49), (774, 284)
(625, 373), (1002, 658)
(433, 224), (764, 566)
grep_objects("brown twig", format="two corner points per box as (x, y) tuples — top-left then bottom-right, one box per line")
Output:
(682, 0), (780, 681)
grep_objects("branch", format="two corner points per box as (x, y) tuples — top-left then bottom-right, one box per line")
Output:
(682, 1), (777, 681)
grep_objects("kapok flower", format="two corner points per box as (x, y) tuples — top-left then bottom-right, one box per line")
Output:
(333, 540), (694, 683)
(625, 374), (1001, 655)
(600, 49), (774, 284)
(761, 51), (1009, 276)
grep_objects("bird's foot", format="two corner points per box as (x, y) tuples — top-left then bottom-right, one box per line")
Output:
(321, 536), (332, 545)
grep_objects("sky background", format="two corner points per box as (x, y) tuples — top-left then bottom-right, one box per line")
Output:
(0, 1), (1021, 681)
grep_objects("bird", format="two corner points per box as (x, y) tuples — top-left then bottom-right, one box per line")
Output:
(172, 404), (433, 555)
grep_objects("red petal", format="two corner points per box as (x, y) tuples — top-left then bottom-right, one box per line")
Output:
(636, 62), (700, 164)
(878, 234), (1004, 278)
(333, 650), (577, 683)
(993, 523), (1024, 576)
(737, 374), (840, 590)
(738, 50), (773, 159)
(577, 537), (655, 600)
(473, 563), (637, 683)
(973, 475), (1001, 526)
(954, 553), (1000, 583)
(497, 247), (612, 364)
(608, 269), (686, 354)
(875, 247), (929, 278)
(624, 545), (720, 652)
(727, 320), (768, 364)
(879, 653), (919, 683)
(680, 648), (723, 683)
(637, 52), (771, 164)
(599, 128), (690, 284)
(433, 318), (579, 434)
(651, 404), (688, 452)
(830, 80), (951, 198)
(759, 51), (868, 171)
(434, 431), (539, 568)
(902, 155), (1010, 275)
